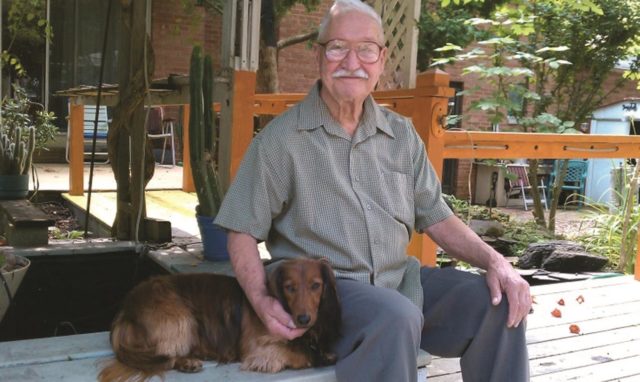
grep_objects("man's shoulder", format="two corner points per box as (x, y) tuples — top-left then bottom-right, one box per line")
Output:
(374, 103), (417, 139)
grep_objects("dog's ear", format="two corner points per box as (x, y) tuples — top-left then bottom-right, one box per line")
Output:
(266, 261), (290, 312)
(317, 259), (341, 342)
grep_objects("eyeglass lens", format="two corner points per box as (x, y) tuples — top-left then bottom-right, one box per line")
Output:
(323, 40), (381, 63)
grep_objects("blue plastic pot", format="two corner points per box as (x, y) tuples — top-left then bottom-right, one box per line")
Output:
(196, 214), (230, 261)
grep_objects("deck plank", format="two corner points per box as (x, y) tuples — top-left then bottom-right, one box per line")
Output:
(427, 276), (640, 381)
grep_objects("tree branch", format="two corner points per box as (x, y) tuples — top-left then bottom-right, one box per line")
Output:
(277, 30), (318, 50)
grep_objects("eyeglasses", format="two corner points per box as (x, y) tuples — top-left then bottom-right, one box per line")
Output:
(318, 39), (384, 64)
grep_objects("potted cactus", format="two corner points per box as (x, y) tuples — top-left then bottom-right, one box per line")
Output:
(0, 125), (35, 199)
(188, 46), (228, 261)
(0, 84), (57, 199)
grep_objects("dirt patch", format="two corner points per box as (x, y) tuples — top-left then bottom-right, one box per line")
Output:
(34, 201), (82, 238)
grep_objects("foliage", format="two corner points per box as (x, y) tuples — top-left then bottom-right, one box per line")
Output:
(574, 162), (639, 274)
(418, 0), (508, 70)
(2, 0), (52, 78)
(444, 194), (556, 256)
(1, 85), (57, 151)
(431, 0), (640, 232)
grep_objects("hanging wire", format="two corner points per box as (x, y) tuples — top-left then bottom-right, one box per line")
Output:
(84, 0), (113, 238)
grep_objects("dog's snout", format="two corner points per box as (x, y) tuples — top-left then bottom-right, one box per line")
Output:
(296, 314), (311, 326)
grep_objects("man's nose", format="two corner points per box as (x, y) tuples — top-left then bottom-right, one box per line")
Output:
(341, 48), (361, 70)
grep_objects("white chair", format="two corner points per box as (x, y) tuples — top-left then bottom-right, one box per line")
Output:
(505, 164), (548, 210)
(147, 107), (176, 167)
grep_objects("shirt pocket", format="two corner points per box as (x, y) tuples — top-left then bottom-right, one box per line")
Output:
(379, 170), (414, 224)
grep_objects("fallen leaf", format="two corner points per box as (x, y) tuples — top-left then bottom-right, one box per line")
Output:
(569, 324), (581, 334)
(557, 298), (565, 306)
(551, 308), (562, 318)
(576, 295), (585, 304)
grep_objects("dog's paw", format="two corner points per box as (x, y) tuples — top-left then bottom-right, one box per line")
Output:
(241, 357), (286, 373)
(174, 357), (204, 373)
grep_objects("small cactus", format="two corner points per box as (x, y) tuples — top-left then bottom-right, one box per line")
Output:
(189, 45), (223, 217)
(0, 126), (35, 175)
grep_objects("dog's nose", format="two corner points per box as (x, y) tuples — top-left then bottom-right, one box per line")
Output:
(296, 314), (311, 326)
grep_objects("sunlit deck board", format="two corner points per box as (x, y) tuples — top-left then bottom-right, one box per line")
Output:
(62, 190), (200, 238)
(427, 276), (640, 381)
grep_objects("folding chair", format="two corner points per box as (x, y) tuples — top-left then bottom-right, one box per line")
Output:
(549, 160), (588, 207)
(505, 164), (548, 211)
(65, 104), (110, 163)
(147, 107), (176, 167)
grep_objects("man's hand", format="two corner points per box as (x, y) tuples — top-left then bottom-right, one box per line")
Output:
(485, 258), (532, 328)
(253, 295), (308, 340)
(227, 231), (307, 341)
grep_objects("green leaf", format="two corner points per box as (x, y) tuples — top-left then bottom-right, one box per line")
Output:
(435, 43), (462, 52)
(535, 46), (570, 53)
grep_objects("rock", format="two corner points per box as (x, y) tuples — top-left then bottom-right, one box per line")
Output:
(542, 250), (608, 272)
(518, 240), (585, 269)
(469, 219), (505, 237)
(518, 240), (608, 273)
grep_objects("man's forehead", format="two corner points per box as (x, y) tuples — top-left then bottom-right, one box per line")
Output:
(325, 11), (383, 43)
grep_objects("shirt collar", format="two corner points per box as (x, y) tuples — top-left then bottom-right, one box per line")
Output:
(298, 81), (395, 140)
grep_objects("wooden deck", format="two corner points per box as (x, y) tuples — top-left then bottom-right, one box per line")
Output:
(427, 275), (640, 381)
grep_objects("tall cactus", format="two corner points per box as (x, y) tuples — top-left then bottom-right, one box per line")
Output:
(0, 126), (35, 175)
(189, 45), (224, 217)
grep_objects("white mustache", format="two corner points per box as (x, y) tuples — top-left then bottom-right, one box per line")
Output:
(332, 69), (369, 79)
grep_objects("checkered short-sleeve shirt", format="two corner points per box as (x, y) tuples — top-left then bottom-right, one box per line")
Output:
(215, 82), (452, 307)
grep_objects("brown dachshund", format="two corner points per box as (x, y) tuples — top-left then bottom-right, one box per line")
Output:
(98, 258), (341, 381)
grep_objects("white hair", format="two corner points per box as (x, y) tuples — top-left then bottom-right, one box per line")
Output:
(317, 0), (384, 44)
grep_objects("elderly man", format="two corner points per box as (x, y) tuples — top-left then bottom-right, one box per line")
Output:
(214, 0), (531, 381)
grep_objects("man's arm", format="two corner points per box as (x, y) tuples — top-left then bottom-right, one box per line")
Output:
(227, 231), (307, 340)
(423, 215), (532, 328)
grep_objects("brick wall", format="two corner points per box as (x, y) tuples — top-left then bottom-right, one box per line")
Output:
(277, 1), (332, 92)
(151, 2), (221, 79)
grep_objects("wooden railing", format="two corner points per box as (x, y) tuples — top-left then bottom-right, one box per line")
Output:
(67, 69), (640, 280)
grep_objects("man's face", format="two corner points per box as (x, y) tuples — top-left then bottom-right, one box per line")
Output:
(317, 11), (386, 107)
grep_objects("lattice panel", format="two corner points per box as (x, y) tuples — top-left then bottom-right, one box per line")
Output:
(368, 0), (421, 89)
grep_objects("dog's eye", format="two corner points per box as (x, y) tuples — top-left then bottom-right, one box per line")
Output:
(311, 282), (322, 290)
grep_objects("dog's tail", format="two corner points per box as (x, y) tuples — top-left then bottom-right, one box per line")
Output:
(98, 316), (173, 382)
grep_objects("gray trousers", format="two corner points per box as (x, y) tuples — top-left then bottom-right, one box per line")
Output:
(332, 267), (529, 382)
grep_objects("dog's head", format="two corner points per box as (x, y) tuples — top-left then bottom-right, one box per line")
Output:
(267, 258), (341, 332)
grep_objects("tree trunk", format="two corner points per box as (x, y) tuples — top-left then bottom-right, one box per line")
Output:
(110, 0), (154, 240)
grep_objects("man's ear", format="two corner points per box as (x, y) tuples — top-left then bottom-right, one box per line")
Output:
(379, 46), (388, 67)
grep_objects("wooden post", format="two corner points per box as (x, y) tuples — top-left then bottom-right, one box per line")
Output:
(181, 105), (195, 192)
(219, 70), (256, 191)
(68, 103), (84, 196)
(408, 69), (454, 266)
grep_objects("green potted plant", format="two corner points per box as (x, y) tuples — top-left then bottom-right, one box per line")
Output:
(188, 46), (228, 261)
(0, 247), (31, 323)
(0, 84), (57, 199)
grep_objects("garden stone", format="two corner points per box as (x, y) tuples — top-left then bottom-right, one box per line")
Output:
(541, 250), (608, 272)
(518, 240), (586, 269)
(469, 219), (505, 237)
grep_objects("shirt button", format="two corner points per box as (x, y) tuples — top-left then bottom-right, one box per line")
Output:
(366, 204), (372, 210)
(355, 175), (360, 182)
(374, 239), (380, 245)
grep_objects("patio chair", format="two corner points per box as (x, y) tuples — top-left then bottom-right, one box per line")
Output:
(504, 164), (548, 211)
(549, 159), (588, 207)
(65, 104), (110, 164)
(147, 107), (176, 167)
